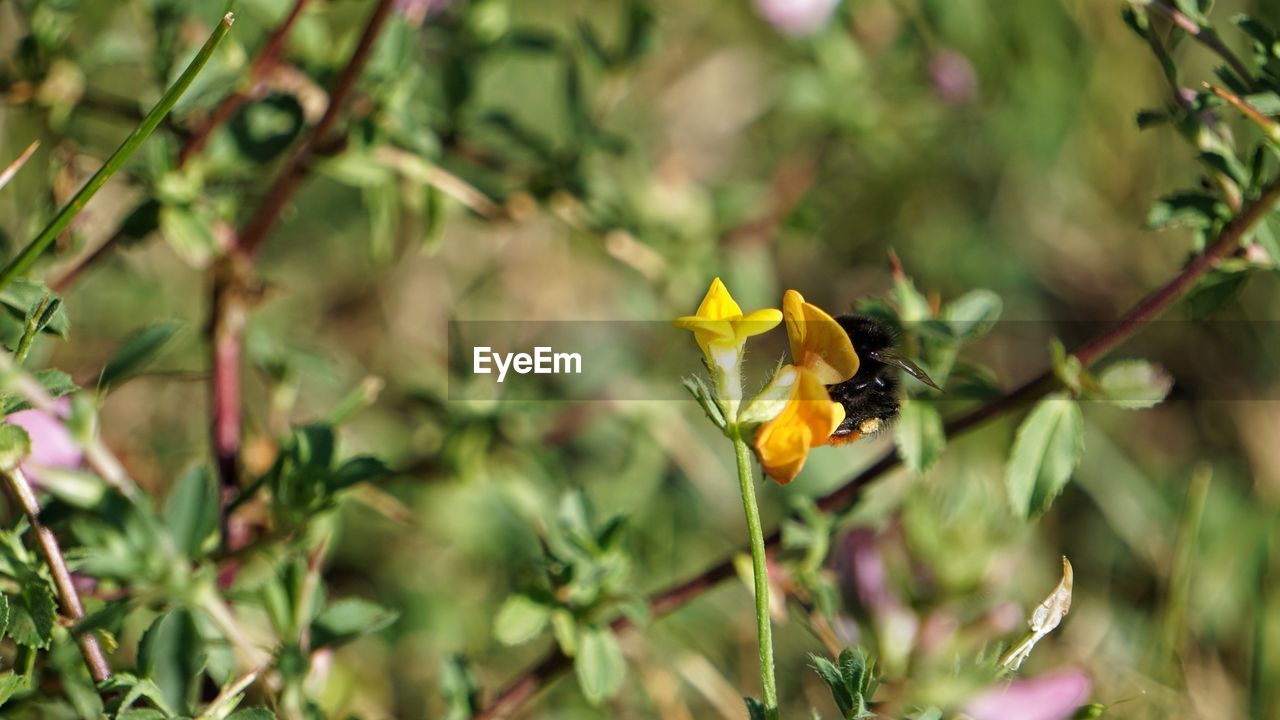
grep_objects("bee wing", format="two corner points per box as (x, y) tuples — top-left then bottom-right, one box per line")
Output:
(867, 349), (942, 391)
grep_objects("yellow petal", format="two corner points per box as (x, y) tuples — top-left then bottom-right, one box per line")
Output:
(733, 308), (783, 341)
(752, 367), (846, 484)
(694, 277), (743, 321)
(755, 420), (812, 485)
(673, 316), (736, 338)
(782, 289), (858, 384)
(783, 290), (808, 365)
(673, 316), (735, 358)
(791, 367), (845, 444)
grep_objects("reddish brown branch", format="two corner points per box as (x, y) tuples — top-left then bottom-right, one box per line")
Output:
(210, 0), (397, 498)
(472, 175), (1280, 719)
(2, 468), (112, 683)
(236, 0), (397, 259)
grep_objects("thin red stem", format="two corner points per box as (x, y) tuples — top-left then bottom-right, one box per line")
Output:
(210, 0), (397, 499)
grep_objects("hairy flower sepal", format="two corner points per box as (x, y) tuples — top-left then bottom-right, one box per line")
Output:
(737, 363), (799, 427)
(754, 367), (845, 484)
(674, 278), (782, 416)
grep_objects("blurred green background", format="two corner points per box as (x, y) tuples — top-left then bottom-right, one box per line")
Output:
(3, 0), (1280, 717)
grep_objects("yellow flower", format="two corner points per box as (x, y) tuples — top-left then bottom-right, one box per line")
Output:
(753, 367), (845, 484)
(782, 289), (859, 385)
(674, 278), (782, 371)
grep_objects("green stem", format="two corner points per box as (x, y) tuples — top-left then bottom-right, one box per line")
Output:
(732, 428), (779, 719)
(0, 12), (235, 294)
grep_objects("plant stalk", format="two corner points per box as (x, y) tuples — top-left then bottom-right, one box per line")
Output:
(733, 428), (779, 719)
(1, 467), (111, 683)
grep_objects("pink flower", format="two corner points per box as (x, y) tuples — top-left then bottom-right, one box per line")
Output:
(964, 669), (1092, 720)
(8, 399), (83, 484)
(928, 49), (978, 105)
(396, 0), (450, 26)
(753, 0), (842, 37)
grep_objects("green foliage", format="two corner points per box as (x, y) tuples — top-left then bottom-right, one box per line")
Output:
(494, 594), (551, 646)
(7, 581), (57, 649)
(310, 597), (399, 649)
(0, 280), (69, 338)
(1006, 394), (1085, 518)
(137, 609), (204, 714)
(1097, 360), (1174, 409)
(97, 320), (182, 391)
(0, 423), (32, 471)
(263, 423), (391, 529)
(894, 398), (945, 474)
(163, 466), (220, 559)
(811, 648), (878, 720)
(574, 625), (625, 706)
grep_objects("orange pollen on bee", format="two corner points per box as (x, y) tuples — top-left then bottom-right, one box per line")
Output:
(825, 430), (864, 446)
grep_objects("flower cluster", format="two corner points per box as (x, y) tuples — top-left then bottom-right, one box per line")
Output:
(675, 279), (862, 484)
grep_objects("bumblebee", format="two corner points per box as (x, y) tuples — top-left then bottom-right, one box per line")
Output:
(826, 314), (939, 444)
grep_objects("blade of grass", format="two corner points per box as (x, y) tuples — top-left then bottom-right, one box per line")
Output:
(0, 12), (235, 293)
(1157, 463), (1211, 680)
(1251, 524), (1276, 719)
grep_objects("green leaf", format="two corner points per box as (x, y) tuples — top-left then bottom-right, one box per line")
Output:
(745, 697), (769, 720)
(117, 199), (163, 244)
(682, 374), (727, 430)
(8, 581), (56, 648)
(493, 595), (551, 646)
(311, 597), (399, 649)
(1005, 395), (1085, 518)
(1146, 192), (1229, 230)
(159, 204), (216, 267)
(138, 610), (204, 713)
(1050, 339), (1084, 396)
(0, 423), (31, 471)
(575, 625), (625, 705)
(623, 0), (656, 61)
(943, 289), (1002, 339)
(163, 466), (219, 558)
(0, 369), (78, 415)
(331, 455), (391, 491)
(812, 648), (875, 719)
(812, 655), (852, 714)
(0, 594), (8, 638)
(98, 320), (182, 391)
(551, 608), (578, 656)
(440, 655), (480, 720)
(892, 272), (932, 323)
(0, 671), (24, 708)
(1186, 269), (1249, 318)
(0, 280), (69, 337)
(1098, 360), (1173, 409)
(1136, 109), (1168, 128)
(894, 399), (945, 474)
(229, 94), (305, 162)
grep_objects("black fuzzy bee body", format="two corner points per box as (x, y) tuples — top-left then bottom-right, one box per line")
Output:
(827, 315), (936, 443)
